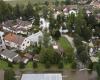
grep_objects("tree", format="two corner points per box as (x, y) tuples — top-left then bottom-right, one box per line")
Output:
(80, 26), (92, 41)
(87, 61), (93, 74)
(33, 61), (38, 68)
(4, 69), (16, 80)
(19, 62), (25, 69)
(14, 4), (21, 19)
(42, 6), (48, 19)
(96, 59), (100, 79)
(45, 61), (51, 68)
(58, 60), (64, 69)
(23, 2), (34, 20)
(65, 0), (71, 5)
(77, 45), (89, 64)
(71, 61), (77, 69)
(40, 47), (54, 63)
(42, 31), (51, 48)
(8, 61), (13, 67)
(33, 12), (40, 26)
(73, 34), (83, 48)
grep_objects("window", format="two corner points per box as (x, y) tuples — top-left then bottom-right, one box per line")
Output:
(23, 44), (25, 46)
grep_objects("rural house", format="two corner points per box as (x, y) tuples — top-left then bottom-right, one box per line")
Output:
(0, 49), (19, 62)
(27, 31), (43, 45)
(4, 33), (30, 50)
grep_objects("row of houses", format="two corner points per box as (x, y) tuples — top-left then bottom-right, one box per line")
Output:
(0, 31), (43, 51)
(0, 30), (43, 63)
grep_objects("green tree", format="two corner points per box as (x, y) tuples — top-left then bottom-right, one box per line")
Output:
(96, 59), (100, 79)
(77, 45), (89, 64)
(58, 60), (64, 69)
(23, 2), (34, 20)
(42, 31), (51, 48)
(14, 4), (21, 19)
(33, 61), (38, 68)
(19, 62), (25, 69)
(71, 61), (77, 69)
(4, 69), (16, 80)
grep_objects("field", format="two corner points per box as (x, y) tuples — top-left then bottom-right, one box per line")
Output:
(4, 0), (64, 6)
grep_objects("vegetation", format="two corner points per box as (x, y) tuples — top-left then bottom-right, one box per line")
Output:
(4, 69), (16, 80)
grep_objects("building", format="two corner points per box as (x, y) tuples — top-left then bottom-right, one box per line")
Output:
(27, 31), (43, 45)
(2, 20), (32, 34)
(4, 33), (30, 50)
(0, 49), (19, 62)
(40, 17), (50, 31)
(21, 74), (62, 80)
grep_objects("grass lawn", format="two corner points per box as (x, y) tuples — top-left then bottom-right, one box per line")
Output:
(58, 37), (74, 54)
(0, 59), (8, 69)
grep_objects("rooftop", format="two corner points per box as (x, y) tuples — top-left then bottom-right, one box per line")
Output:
(21, 73), (62, 80)
(0, 49), (18, 59)
(4, 33), (25, 45)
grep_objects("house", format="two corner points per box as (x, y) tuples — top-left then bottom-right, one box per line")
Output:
(0, 31), (6, 49)
(0, 70), (4, 80)
(14, 19), (32, 34)
(24, 53), (32, 59)
(59, 27), (68, 34)
(40, 17), (50, 31)
(86, 10), (92, 17)
(21, 74), (62, 80)
(69, 9), (77, 16)
(21, 57), (29, 64)
(2, 20), (32, 34)
(90, 0), (100, 8)
(0, 49), (19, 62)
(27, 31), (43, 45)
(4, 33), (30, 50)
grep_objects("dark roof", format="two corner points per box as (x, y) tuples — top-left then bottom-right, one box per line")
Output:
(0, 49), (18, 59)
(0, 70), (4, 80)
(16, 19), (32, 26)
(3, 20), (17, 27)
(13, 55), (22, 63)
(3, 20), (32, 27)
(24, 53), (32, 59)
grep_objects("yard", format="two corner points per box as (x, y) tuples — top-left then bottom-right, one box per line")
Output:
(58, 37), (74, 54)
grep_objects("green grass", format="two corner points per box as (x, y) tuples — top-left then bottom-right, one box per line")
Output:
(0, 60), (8, 69)
(58, 37), (74, 54)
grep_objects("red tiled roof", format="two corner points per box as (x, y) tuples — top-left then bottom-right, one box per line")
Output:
(4, 33), (25, 45)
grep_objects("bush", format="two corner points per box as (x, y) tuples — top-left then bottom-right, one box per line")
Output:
(33, 61), (38, 68)
(58, 60), (64, 69)
(71, 61), (77, 69)
(19, 62), (25, 69)
(45, 61), (51, 68)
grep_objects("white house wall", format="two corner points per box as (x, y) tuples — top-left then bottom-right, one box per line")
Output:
(20, 38), (30, 51)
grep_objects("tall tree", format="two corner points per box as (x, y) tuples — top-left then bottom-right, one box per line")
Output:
(4, 69), (16, 80)
(24, 2), (34, 20)
(14, 4), (21, 19)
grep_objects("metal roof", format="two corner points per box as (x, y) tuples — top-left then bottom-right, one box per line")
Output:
(21, 74), (62, 80)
